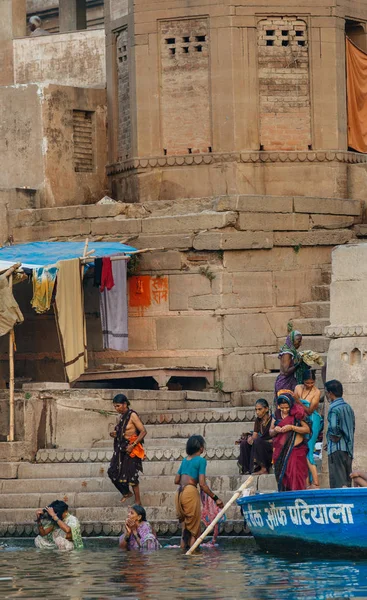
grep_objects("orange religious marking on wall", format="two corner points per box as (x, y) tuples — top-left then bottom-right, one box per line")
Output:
(129, 275), (152, 307)
(151, 276), (168, 304)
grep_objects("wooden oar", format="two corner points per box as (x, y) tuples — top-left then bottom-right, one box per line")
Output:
(186, 475), (255, 555)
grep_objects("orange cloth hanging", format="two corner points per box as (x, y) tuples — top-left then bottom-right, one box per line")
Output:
(346, 37), (367, 153)
(128, 435), (146, 460)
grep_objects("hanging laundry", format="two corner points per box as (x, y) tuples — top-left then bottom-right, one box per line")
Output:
(54, 259), (88, 383)
(100, 257), (114, 292)
(100, 258), (128, 351)
(93, 257), (103, 288)
(31, 266), (58, 314)
(0, 274), (24, 336)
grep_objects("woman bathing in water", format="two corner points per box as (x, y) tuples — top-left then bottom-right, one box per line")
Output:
(175, 435), (224, 551)
(294, 370), (322, 489)
(119, 505), (160, 551)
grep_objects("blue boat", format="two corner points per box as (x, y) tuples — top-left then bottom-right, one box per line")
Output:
(237, 488), (367, 555)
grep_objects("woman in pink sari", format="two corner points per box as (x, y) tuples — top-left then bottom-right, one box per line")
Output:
(270, 392), (310, 492)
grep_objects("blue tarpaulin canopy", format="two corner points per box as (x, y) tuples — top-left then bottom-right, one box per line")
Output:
(0, 241), (137, 271)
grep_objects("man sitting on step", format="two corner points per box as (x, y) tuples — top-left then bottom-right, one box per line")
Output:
(108, 394), (147, 505)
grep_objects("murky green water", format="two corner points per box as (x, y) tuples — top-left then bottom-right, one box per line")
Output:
(1, 538), (367, 599)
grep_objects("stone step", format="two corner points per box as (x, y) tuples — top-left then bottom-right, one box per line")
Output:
(277, 335), (330, 354)
(0, 489), (239, 510)
(231, 391), (274, 407)
(0, 519), (247, 537)
(300, 301), (330, 319)
(138, 407), (255, 426)
(0, 504), (243, 523)
(35, 444), (242, 464)
(93, 438), (189, 449)
(311, 284), (330, 301)
(253, 371), (324, 392)
(0, 475), (248, 494)
(291, 318), (330, 336)
(321, 270), (332, 285)
(18, 460), (240, 479)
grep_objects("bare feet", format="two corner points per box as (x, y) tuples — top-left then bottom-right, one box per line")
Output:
(120, 492), (133, 504)
(307, 483), (320, 490)
(255, 467), (268, 476)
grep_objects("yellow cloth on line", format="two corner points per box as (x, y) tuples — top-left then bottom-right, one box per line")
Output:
(0, 274), (24, 337)
(31, 267), (58, 314)
(54, 259), (87, 383)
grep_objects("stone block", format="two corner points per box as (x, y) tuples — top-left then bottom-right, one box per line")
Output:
(330, 280), (367, 325)
(128, 317), (157, 350)
(193, 231), (273, 250)
(273, 229), (354, 246)
(223, 314), (276, 348)
(312, 284), (330, 301)
(294, 197), (361, 216)
(222, 272), (273, 308)
(224, 246), (332, 272)
(83, 204), (126, 219)
(0, 462), (19, 478)
(216, 195), (293, 213)
(332, 244), (367, 282)
(231, 391), (274, 407)
(264, 353), (280, 371)
(310, 214), (356, 229)
(274, 269), (321, 307)
(141, 212), (237, 234)
(91, 217), (142, 235)
(291, 317), (330, 335)
(218, 353), (264, 392)
(189, 295), (222, 310)
(139, 251), (181, 271)
(266, 310), (298, 337)
(300, 301), (330, 318)
(156, 316), (222, 350)
(169, 274), (212, 310)
(239, 213), (309, 231)
(39, 205), (83, 221)
(135, 233), (194, 250)
(253, 372), (276, 392)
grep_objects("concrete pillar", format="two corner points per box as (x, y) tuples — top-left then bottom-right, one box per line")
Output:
(59, 0), (87, 33)
(0, 0), (26, 85)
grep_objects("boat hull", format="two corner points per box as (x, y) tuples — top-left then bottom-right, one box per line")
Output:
(237, 488), (367, 555)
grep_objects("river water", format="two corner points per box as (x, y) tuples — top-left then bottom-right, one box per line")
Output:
(0, 538), (367, 599)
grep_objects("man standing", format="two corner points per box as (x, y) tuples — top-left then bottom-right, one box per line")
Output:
(108, 394), (147, 505)
(325, 380), (355, 488)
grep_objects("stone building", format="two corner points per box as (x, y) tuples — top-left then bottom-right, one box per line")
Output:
(1, 0), (367, 539)
(0, 0), (367, 401)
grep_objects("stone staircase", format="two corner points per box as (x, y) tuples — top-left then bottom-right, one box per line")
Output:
(0, 402), (277, 539)
(253, 266), (331, 397)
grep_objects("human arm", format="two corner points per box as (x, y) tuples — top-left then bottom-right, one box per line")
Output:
(174, 474), (181, 485)
(35, 511), (54, 537)
(45, 507), (71, 536)
(199, 474), (224, 508)
(281, 420), (310, 435)
(119, 521), (132, 549)
(126, 413), (147, 454)
(304, 389), (321, 415)
(269, 418), (282, 437)
(327, 406), (341, 442)
(279, 353), (300, 376)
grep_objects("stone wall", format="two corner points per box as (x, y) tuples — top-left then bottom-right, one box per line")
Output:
(13, 29), (106, 87)
(0, 83), (107, 212)
(2, 194), (362, 393)
(257, 17), (311, 151)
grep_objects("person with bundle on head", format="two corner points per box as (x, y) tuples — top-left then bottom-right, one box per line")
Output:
(174, 435), (224, 551)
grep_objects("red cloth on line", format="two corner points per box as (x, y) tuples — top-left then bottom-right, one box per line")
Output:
(100, 257), (114, 292)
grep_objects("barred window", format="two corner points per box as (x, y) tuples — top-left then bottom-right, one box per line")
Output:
(73, 110), (94, 172)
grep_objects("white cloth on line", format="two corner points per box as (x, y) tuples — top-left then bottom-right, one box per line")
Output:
(100, 259), (128, 351)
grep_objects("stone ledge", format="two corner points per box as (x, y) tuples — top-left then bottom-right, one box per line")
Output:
(325, 325), (367, 338)
(0, 519), (248, 537)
